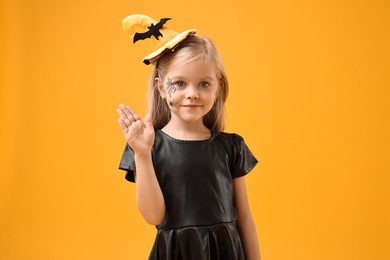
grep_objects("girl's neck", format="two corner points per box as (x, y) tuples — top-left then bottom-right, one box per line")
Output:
(161, 121), (212, 141)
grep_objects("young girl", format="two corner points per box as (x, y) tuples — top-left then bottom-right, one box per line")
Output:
(117, 15), (261, 260)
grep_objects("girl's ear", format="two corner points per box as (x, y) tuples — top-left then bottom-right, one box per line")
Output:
(155, 77), (166, 98)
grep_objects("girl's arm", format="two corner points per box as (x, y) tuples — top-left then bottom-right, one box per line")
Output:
(233, 176), (261, 260)
(134, 153), (165, 225)
(117, 104), (165, 225)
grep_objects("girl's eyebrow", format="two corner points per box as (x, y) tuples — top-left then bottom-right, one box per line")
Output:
(168, 75), (216, 81)
(201, 76), (216, 81)
(167, 76), (184, 80)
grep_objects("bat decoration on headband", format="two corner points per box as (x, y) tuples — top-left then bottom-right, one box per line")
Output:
(133, 18), (172, 43)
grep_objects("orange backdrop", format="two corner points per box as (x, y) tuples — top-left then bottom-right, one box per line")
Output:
(1, 0), (389, 259)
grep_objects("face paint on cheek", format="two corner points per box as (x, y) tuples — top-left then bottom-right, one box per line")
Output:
(166, 77), (176, 107)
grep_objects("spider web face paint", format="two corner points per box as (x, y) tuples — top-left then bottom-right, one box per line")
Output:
(166, 77), (176, 107)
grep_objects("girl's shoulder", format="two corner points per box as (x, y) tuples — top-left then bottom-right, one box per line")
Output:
(213, 132), (248, 155)
(215, 131), (246, 145)
(215, 132), (258, 177)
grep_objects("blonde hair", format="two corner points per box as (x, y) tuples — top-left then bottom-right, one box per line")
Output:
(148, 35), (229, 132)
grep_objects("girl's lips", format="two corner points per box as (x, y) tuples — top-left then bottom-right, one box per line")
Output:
(182, 104), (201, 107)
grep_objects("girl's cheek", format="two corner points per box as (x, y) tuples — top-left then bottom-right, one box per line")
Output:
(166, 77), (177, 107)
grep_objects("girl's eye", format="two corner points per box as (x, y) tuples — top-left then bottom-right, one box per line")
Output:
(175, 81), (186, 87)
(200, 82), (209, 88)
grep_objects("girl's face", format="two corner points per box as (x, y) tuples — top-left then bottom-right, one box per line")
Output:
(157, 56), (219, 127)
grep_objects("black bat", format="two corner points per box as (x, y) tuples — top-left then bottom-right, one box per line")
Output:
(133, 18), (171, 43)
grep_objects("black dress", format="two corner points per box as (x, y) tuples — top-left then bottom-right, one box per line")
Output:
(119, 130), (258, 260)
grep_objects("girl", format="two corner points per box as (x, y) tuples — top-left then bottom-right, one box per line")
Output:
(117, 20), (261, 259)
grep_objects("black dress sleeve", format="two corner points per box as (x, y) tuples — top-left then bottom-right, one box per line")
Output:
(229, 134), (258, 178)
(118, 144), (136, 182)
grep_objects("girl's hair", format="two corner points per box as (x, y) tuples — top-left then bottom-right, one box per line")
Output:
(148, 35), (229, 132)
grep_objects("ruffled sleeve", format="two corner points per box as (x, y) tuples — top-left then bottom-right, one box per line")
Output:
(118, 144), (136, 182)
(228, 134), (258, 178)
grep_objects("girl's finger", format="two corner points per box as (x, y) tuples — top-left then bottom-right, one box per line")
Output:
(124, 118), (132, 126)
(117, 108), (127, 120)
(119, 104), (136, 122)
(144, 114), (153, 130)
(118, 118), (128, 134)
(126, 106), (141, 121)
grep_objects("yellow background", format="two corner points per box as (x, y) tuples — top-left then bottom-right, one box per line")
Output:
(1, 0), (389, 259)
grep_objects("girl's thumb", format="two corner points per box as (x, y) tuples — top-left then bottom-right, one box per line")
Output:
(144, 114), (153, 129)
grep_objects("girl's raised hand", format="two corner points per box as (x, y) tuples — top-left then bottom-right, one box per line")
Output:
(117, 104), (155, 155)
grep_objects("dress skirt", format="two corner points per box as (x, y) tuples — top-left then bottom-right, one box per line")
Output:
(149, 221), (245, 260)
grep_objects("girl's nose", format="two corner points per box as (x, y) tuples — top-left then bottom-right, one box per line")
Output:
(185, 85), (199, 99)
